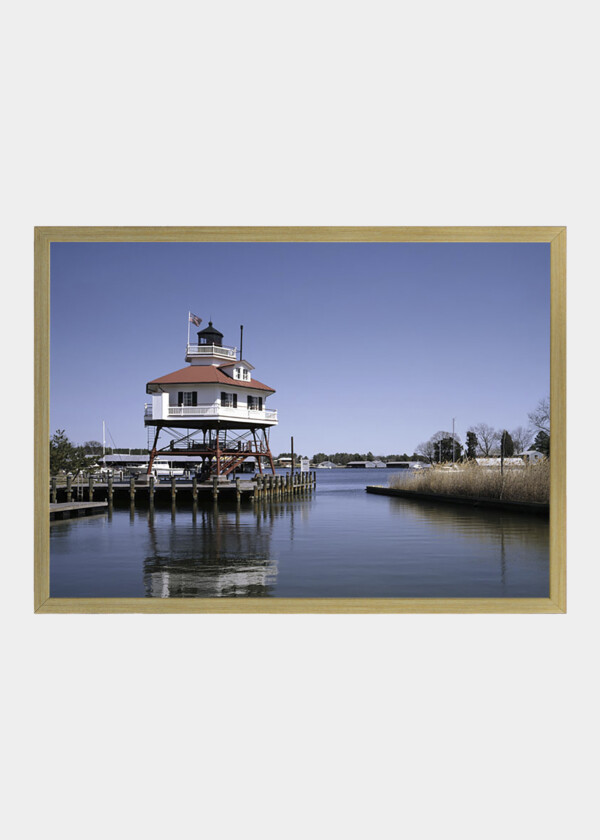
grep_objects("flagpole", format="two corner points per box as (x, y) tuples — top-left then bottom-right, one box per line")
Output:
(187, 311), (190, 348)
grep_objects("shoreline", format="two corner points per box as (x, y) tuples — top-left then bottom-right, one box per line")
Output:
(365, 485), (549, 516)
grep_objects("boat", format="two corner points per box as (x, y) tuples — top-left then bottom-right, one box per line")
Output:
(127, 460), (185, 479)
(151, 461), (185, 478)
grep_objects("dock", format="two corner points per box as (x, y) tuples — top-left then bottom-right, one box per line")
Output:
(50, 501), (109, 520)
(49, 471), (317, 507)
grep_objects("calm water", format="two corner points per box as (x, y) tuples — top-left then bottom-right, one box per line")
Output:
(50, 470), (549, 598)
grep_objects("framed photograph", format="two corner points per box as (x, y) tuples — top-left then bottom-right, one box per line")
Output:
(34, 226), (566, 613)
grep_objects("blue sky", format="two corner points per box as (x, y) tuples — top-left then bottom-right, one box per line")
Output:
(50, 242), (549, 456)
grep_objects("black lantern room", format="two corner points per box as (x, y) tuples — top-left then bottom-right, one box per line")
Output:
(197, 321), (224, 347)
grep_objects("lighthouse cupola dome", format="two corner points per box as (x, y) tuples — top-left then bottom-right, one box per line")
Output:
(197, 321), (224, 347)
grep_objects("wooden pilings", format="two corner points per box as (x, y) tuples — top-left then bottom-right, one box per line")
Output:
(49, 469), (317, 508)
(253, 470), (315, 502)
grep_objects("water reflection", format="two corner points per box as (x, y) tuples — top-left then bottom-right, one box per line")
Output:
(143, 497), (313, 598)
(383, 496), (548, 596)
(385, 495), (548, 548)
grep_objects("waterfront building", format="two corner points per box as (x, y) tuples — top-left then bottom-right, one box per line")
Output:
(144, 321), (277, 477)
(519, 450), (546, 463)
(475, 457), (526, 468)
(346, 460), (387, 469)
(385, 461), (427, 469)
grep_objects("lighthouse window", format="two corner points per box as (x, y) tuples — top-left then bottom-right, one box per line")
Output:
(178, 391), (197, 406)
(248, 396), (263, 410)
(221, 392), (237, 408)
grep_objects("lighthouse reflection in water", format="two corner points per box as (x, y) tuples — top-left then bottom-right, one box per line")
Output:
(50, 471), (549, 598)
(144, 502), (285, 598)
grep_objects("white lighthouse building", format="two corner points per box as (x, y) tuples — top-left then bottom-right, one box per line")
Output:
(145, 321), (277, 477)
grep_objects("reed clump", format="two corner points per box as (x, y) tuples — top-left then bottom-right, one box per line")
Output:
(390, 460), (549, 504)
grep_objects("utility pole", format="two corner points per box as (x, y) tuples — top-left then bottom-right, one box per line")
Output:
(452, 417), (455, 463)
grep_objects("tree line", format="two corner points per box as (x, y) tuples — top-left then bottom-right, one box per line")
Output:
(309, 451), (428, 465)
(415, 397), (550, 464)
(49, 431), (147, 477)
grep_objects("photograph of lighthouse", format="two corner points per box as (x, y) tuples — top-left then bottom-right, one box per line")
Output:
(46, 233), (560, 607)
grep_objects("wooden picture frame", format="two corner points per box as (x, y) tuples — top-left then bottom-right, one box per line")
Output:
(34, 226), (566, 613)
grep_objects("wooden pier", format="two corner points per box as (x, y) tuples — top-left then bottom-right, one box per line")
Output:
(50, 501), (109, 520)
(50, 471), (317, 507)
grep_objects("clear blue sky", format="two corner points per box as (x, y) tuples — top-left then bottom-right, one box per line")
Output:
(50, 242), (549, 456)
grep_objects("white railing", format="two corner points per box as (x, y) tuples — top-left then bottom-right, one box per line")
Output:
(169, 405), (214, 417)
(186, 343), (237, 359)
(165, 404), (277, 422)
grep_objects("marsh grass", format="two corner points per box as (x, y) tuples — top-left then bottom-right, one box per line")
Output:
(390, 461), (550, 504)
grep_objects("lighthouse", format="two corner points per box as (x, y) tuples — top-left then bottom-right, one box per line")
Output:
(144, 321), (277, 477)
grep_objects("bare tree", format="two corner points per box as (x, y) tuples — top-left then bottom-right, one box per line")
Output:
(510, 426), (531, 454)
(528, 396), (550, 435)
(415, 440), (436, 463)
(472, 423), (499, 456)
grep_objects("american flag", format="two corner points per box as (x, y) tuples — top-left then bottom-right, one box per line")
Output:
(189, 313), (202, 326)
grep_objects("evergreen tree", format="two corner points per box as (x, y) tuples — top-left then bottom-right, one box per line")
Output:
(533, 430), (550, 456)
(466, 431), (478, 460)
(438, 436), (463, 462)
(49, 430), (89, 477)
(500, 430), (514, 457)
